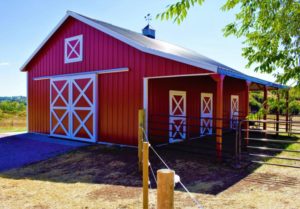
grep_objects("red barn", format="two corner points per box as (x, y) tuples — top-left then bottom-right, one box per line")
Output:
(21, 11), (285, 155)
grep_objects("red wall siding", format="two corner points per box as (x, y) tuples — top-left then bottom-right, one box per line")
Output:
(148, 76), (217, 143)
(147, 76), (248, 143)
(223, 77), (248, 127)
(26, 17), (210, 145)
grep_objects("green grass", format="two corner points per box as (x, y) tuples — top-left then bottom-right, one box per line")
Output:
(261, 134), (300, 167)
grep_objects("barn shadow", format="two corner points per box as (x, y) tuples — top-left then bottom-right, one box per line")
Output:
(0, 132), (270, 195)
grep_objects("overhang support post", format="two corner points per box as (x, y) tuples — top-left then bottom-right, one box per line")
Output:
(285, 89), (289, 132)
(211, 74), (225, 161)
(245, 81), (251, 145)
(276, 89), (280, 136)
(263, 86), (268, 131)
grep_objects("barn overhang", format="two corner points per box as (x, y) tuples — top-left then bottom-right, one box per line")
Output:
(217, 67), (288, 90)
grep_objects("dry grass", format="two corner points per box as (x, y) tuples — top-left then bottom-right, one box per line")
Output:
(0, 114), (26, 133)
(0, 137), (299, 209)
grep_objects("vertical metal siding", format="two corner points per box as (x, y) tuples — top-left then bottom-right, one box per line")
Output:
(223, 77), (248, 128)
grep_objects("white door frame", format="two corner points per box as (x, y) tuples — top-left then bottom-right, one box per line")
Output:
(169, 90), (187, 143)
(200, 93), (213, 135)
(230, 95), (239, 129)
(50, 74), (98, 142)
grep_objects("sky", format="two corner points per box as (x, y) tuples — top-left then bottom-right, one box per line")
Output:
(0, 0), (277, 96)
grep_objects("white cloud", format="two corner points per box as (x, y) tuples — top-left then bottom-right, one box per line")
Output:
(0, 62), (9, 66)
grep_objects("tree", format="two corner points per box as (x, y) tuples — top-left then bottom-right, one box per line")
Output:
(157, 0), (300, 86)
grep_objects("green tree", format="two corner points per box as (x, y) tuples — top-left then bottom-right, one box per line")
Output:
(157, 0), (300, 85)
(0, 101), (26, 114)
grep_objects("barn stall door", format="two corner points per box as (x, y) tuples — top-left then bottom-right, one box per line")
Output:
(230, 95), (239, 129)
(169, 91), (186, 143)
(200, 93), (213, 135)
(50, 75), (97, 142)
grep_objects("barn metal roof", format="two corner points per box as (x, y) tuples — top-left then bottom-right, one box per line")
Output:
(21, 11), (287, 89)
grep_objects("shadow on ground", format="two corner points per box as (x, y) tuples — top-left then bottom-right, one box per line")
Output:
(0, 139), (261, 195)
(2, 130), (299, 196)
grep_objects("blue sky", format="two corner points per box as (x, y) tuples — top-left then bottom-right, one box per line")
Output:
(0, 0), (276, 96)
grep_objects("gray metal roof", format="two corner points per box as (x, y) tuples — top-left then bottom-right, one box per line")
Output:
(79, 13), (286, 89)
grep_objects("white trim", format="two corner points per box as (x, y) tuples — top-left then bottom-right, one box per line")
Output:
(143, 78), (149, 136)
(33, 67), (129, 81)
(169, 90), (186, 143)
(64, 35), (83, 63)
(94, 74), (99, 141)
(144, 73), (215, 79)
(26, 72), (29, 132)
(20, 13), (70, 71)
(20, 11), (217, 73)
(200, 93), (213, 135)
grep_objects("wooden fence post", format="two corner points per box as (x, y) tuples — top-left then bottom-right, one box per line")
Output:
(138, 109), (145, 171)
(143, 142), (149, 209)
(157, 169), (174, 209)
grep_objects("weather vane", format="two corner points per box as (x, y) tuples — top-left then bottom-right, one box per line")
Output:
(144, 13), (152, 25)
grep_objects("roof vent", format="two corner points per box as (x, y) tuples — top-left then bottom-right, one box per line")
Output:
(142, 14), (155, 39)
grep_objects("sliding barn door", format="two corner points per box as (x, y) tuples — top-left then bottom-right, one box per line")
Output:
(169, 91), (186, 143)
(50, 74), (97, 142)
(50, 78), (71, 138)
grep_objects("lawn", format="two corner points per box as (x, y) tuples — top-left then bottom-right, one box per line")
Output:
(0, 135), (299, 209)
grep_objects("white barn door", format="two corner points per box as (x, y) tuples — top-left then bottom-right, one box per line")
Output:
(50, 74), (97, 142)
(169, 91), (186, 143)
(230, 95), (239, 129)
(200, 93), (213, 135)
(50, 78), (71, 139)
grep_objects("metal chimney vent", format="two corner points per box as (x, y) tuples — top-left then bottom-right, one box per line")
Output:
(142, 14), (155, 39)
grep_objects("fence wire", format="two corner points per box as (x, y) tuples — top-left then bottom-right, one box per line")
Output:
(141, 127), (204, 209)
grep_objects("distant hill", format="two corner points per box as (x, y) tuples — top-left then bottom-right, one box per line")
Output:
(0, 96), (27, 104)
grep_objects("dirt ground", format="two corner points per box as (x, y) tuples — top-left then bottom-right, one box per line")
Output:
(0, 141), (299, 209)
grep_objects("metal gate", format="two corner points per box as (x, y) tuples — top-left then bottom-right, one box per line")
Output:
(235, 119), (300, 168)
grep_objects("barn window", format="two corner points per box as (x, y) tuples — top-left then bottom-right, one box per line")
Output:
(64, 35), (83, 63)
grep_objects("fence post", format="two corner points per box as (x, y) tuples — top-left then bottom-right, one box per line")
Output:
(143, 142), (149, 209)
(138, 109), (145, 172)
(157, 169), (174, 209)
(263, 86), (268, 131)
(245, 81), (251, 145)
(285, 90), (289, 133)
(276, 90), (280, 137)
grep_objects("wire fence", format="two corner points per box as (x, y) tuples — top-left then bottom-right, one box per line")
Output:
(147, 114), (249, 161)
(141, 127), (204, 209)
